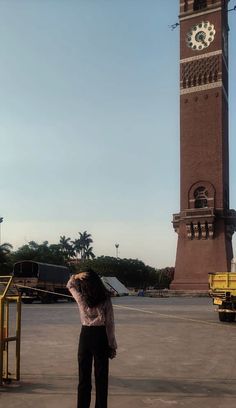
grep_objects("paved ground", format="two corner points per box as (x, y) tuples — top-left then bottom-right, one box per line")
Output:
(1, 296), (236, 407)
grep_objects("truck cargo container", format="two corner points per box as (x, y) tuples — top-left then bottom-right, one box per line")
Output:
(13, 261), (71, 303)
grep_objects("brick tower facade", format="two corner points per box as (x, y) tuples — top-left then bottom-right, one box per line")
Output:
(171, 0), (236, 290)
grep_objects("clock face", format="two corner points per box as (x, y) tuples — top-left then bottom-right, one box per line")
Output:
(186, 21), (216, 51)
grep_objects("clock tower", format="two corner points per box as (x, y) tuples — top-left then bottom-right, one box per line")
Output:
(171, 0), (236, 290)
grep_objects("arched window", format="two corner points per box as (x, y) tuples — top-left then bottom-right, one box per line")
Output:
(193, 0), (207, 11)
(184, 0), (188, 12)
(194, 186), (208, 208)
(189, 181), (215, 210)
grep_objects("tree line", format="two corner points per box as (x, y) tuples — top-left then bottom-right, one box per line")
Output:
(0, 231), (94, 272)
(77, 256), (174, 289)
(0, 231), (174, 289)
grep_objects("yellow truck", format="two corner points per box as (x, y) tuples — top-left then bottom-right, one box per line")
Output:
(209, 272), (236, 322)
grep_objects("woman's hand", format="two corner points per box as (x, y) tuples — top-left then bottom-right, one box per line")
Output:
(74, 272), (88, 280)
(108, 348), (117, 359)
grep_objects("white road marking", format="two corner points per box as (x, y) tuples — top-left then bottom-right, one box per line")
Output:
(113, 304), (236, 329)
(23, 302), (236, 329)
(114, 305), (154, 314)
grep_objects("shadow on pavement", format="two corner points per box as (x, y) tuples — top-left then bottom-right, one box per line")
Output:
(110, 376), (236, 396)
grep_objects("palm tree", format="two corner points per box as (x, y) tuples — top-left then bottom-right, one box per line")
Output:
(79, 231), (93, 246)
(72, 231), (95, 260)
(84, 246), (95, 260)
(79, 231), (93, 260)
(71, 238), (82, 260)
(59, 236), (75, 259)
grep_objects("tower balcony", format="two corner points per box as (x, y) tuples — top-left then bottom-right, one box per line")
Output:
(173, 208), (215, 240)
(173, 208), (236, 240)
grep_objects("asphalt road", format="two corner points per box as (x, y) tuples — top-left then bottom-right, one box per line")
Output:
(1, 296), (236, 408)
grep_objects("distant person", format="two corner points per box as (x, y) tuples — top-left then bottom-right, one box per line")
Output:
(66, 268), (117, 408)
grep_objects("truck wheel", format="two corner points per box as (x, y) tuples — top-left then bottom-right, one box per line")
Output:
(22, 298), (33, 304)
(40, 295), (53, 304)
(218, 304), (228, 322)
(218, 311), (228, 322)
(21, 292), (34, 304)
(226, 313), (235, 322)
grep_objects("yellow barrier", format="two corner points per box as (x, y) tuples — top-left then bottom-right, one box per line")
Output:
(0, 276), (21, 385)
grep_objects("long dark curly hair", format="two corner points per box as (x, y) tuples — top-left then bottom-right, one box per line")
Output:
(79, 268), (110, 308)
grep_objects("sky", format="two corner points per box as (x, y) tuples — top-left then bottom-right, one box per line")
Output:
(0, 0), (236, 269)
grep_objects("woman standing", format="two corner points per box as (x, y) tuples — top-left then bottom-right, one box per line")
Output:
(66, 268), (117, 408)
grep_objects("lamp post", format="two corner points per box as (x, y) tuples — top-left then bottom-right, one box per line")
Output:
(0, 217), (3, 245)
(115, 243), (119, 259)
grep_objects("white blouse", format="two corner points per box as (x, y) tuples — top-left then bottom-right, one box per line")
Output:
(66, 276), (117, 350)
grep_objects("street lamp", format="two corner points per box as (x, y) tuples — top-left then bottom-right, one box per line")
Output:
(0, 217), (3, 245)
(115, 243), (119, 259)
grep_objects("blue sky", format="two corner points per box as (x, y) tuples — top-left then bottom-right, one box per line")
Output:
(0, 1), (236, 268)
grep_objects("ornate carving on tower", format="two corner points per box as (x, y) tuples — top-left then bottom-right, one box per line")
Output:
(181, 55), (220, 89)
(171, 0), (236, 290)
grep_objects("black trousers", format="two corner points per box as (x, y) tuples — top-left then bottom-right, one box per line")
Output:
(77, 326), (109, 408)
